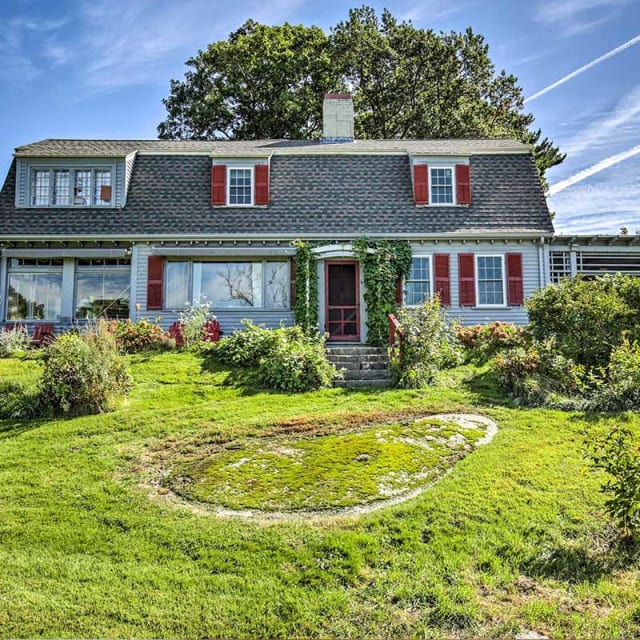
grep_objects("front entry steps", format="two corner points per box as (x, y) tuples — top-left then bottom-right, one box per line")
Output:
(325, 345), (392, 388)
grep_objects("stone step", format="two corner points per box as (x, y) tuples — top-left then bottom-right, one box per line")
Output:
(325, 347), (388, 356)
(341, 368), (390, 381)
(326, 354), (389, 364)
(334, 379), (392, 389)
(330, 360), (389, 371)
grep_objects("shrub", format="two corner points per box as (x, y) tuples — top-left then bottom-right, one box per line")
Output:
(588, 340), (640, 412)
(212, 319), (284, 366)
(40, 324), (131, 415)
(0, 326), (31, 357)
(0, 380), (42, 419)
(107, 319), (175, 353)
(494, 339), (584, 406)
(390, 297), (463, 388)
(254, 328), (336, 393)
(179, 299), (214, 349)
(456, 321), (529, 362)
(210, 321), (337, 392)
(527, 275), (639, 368)
(585, 425), (640, 542)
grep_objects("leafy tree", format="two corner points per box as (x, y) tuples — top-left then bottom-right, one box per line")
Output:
(158, 7), (564, 179)
(158, 21), (340, 140)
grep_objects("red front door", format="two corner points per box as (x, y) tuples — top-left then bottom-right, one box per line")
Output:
(325, 261), (360, 341)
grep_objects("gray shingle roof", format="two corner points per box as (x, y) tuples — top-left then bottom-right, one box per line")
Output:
(0, 153), (553, 237)
(14, 137), (531, 157)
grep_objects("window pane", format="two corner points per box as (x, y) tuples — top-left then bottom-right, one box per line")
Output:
(477, 256), (504, 305)
(53, 170), (70, 205)
(404, 257), (431, 305)
(228, 168), (252, 205)
(165, 261), (190, 309)
(195, 262), (262, 308)
(31, 170), (50, 206)
(75, 271), (130, 320)
(430, 168), (453, 204)
(74, 170), (92, 205)
(7, 272), (62, 320)
(265, 262), (290, 309)
(94, 169), (112, 205)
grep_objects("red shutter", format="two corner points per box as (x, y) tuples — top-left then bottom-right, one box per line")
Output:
(413, 164), (429, 205)
(211, 165), (226, 205)
(506, 252), (524, 306)
(395, 277), (403, 304)
(456, 164), (471, 205)
(147, 256), (164, 311)
(458, 253), (476, 307)
(254, 164), (269, 205)
(434, 253), (451, 306)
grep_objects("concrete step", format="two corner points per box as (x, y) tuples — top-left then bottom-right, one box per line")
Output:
(341, 368), (390, 381)
(326, 354), (389, 364)
(334, 379), (392, 389)
(330, 360), (389, 371)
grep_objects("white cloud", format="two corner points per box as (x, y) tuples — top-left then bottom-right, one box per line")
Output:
(398, 0), (479, 24)
(561, 86), (640, 159)
(534, 0), (632, 34)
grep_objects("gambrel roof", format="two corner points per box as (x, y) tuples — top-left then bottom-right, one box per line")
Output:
(0, 140), (553, 239)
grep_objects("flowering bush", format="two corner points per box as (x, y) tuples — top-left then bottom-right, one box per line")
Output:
(0, 326), (31, 357)
(179, 299), (214, 349)
(456, 321), (529, 362)
(40, 323), (131, 415)
(493, 339), (584, 406)
(107, 320), (175, 353)
(390, 298), (463, 388)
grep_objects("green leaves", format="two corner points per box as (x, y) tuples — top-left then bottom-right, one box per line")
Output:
(158, 7), (564, 179)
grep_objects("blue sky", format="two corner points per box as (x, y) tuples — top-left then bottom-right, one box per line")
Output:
(1, 0), (639, 234)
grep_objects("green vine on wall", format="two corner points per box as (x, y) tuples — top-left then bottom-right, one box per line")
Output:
(353, 238), (413, 346)
(292, 240), (319, 334)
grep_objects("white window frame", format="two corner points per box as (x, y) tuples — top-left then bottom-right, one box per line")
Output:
(226, 166), (254, 207)
(27, 166), (115, 208)
(475, 254), (508, 308)
(73, 258), (131, 320)
(5, 259), (64, 321)
(429, 165), (456, 206)
(404, 254), (433, 307)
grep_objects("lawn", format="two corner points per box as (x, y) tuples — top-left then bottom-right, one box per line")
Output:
(0, 351), (638, 638)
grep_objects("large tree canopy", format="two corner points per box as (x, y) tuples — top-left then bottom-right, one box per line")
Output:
(158, 6), (564, 179)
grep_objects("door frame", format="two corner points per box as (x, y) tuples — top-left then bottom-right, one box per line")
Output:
(324, 259), (360, 342)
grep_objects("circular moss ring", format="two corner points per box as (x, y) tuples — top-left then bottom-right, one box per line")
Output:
(155, 413), (498, 521)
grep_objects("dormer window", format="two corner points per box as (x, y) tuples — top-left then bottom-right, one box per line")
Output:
(430, 167), (454, 204)
(29, 167), (113, 207)
(228, 168), (253, 205)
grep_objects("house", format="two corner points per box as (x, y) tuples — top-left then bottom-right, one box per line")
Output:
(0, 94), (557, 343)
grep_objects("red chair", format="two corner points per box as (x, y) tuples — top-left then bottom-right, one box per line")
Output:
(168, 321), (184, 347)
(31, 324), (55, 347)
(202, 318), (222, 343)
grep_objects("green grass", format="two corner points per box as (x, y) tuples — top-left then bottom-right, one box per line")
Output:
(0, 351), (638, 638)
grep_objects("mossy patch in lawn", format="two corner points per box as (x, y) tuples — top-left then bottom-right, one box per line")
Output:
(166, 414), (491, 512)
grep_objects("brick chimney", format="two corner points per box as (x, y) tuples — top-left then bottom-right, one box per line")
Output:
(322, 93), (354, 143)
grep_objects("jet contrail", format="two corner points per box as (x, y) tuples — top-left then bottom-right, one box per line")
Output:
(525, 34), (640, 103)
(548, 143), (640, 196)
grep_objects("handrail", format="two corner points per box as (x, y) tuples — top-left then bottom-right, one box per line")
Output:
(388, 313), (404, 348)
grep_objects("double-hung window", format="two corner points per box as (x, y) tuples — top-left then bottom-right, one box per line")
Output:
(430, 167), (454, 204)
(404, 256), (432, 306)
(6, 258), (63, 321)
(228, 168), (253, 205)
(29, 167), (113, 206)
(476, 255), (506, 306)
